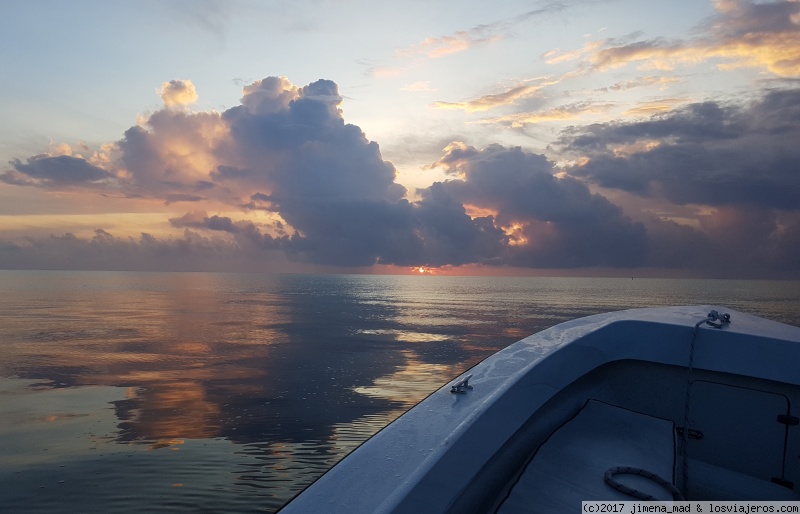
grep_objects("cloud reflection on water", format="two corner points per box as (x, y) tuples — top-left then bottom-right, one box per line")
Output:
(0, 272), (499, 510)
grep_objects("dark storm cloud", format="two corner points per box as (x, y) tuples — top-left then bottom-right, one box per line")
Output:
(212, 77), (418, 265)
(427, 143), (648, 268)
(3, 154), (112, 186)
(277, 191), (508, 268)
(643, 206), (800, 277)
(413, 183), (508, 267)
(558, 89), (800, 210)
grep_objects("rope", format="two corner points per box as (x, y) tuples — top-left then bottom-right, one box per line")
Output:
(604, 466), (685, 501)
(680, 310), (730, 498)
(605, 311), (730, 502)
(680, 318), (706, 498)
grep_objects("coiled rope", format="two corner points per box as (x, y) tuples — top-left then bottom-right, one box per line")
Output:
(604, 466), (685, 501)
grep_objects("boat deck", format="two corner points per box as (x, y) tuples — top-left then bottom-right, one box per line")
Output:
(495, 400), (677, 513)
(493, 397), (800, 513)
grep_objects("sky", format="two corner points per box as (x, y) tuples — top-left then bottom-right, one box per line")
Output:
(1, 0), (799, 277)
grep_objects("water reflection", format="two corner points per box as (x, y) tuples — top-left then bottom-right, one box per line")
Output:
(0, 271), (798, 512)
(0, 272), (492, 512)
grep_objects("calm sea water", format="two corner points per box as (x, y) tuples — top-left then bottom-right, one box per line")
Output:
(1, 271), (798, 512)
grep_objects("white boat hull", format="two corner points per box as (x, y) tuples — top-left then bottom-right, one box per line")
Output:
(279, 306), (800, 513)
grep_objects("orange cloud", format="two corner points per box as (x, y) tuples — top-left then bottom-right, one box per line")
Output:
(543, 40), (605, 65)
(712, 32), (800, 76)
(399, 31), (501, 59)
(432, 84), (540, 112)
(480, 101), (615, 127)
(463, 203), (498, 219)
(559, 0), (800, 77)
(159, 79), (198, 108)
(621, 97), (692, 117)
(432, 77), (562, 113)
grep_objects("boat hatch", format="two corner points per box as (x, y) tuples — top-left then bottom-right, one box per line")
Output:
(685, 381), (794, 497)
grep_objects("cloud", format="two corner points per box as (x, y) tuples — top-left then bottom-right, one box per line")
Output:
(0, 77), (651, 271)
(159, 79), (199, 107)
(109, 90), (242, 205)
(479, 100), (615, 128)
(238, 76), (299, 115)
(169, 210), (260, 236)
(168, 210), (290, 254)
(369, 3), (567, 77)
(542, 81), (800, 270)
(432, 77), (562, 113)
(620, 97), (692, 117)
(4, 76), (799, 277)
(165, 193), (205, 204)
(0, 229), (250, 272)
(601, 76), (681, 92)
(3, 76), (414, 267)
(397, 2), (567, 60)
(550, 0), (800, 77)
(426, 142), (649, 268)
(433, 84), (542, 112)
(3, 154), (113, 187)
(398, 30), (501, 60)
(557, 88), (800, 210)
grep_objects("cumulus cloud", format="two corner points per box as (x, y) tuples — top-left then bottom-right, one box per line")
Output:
(425, 143), (649, 268)
(239, 76), (298, 115)
(159, 79), (199, 107)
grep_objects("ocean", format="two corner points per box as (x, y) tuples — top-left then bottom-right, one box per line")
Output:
(1, 271), (798, 512)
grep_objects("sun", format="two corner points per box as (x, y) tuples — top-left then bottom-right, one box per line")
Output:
(412, 266), (436, 275)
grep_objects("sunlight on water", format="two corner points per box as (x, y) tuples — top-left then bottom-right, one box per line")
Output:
(0, 271), (798, 512)
(353, 350), (466, 404)
(354, 329), (452, 343)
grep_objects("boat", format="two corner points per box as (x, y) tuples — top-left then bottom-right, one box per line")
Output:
(278, 306), (800, 513)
